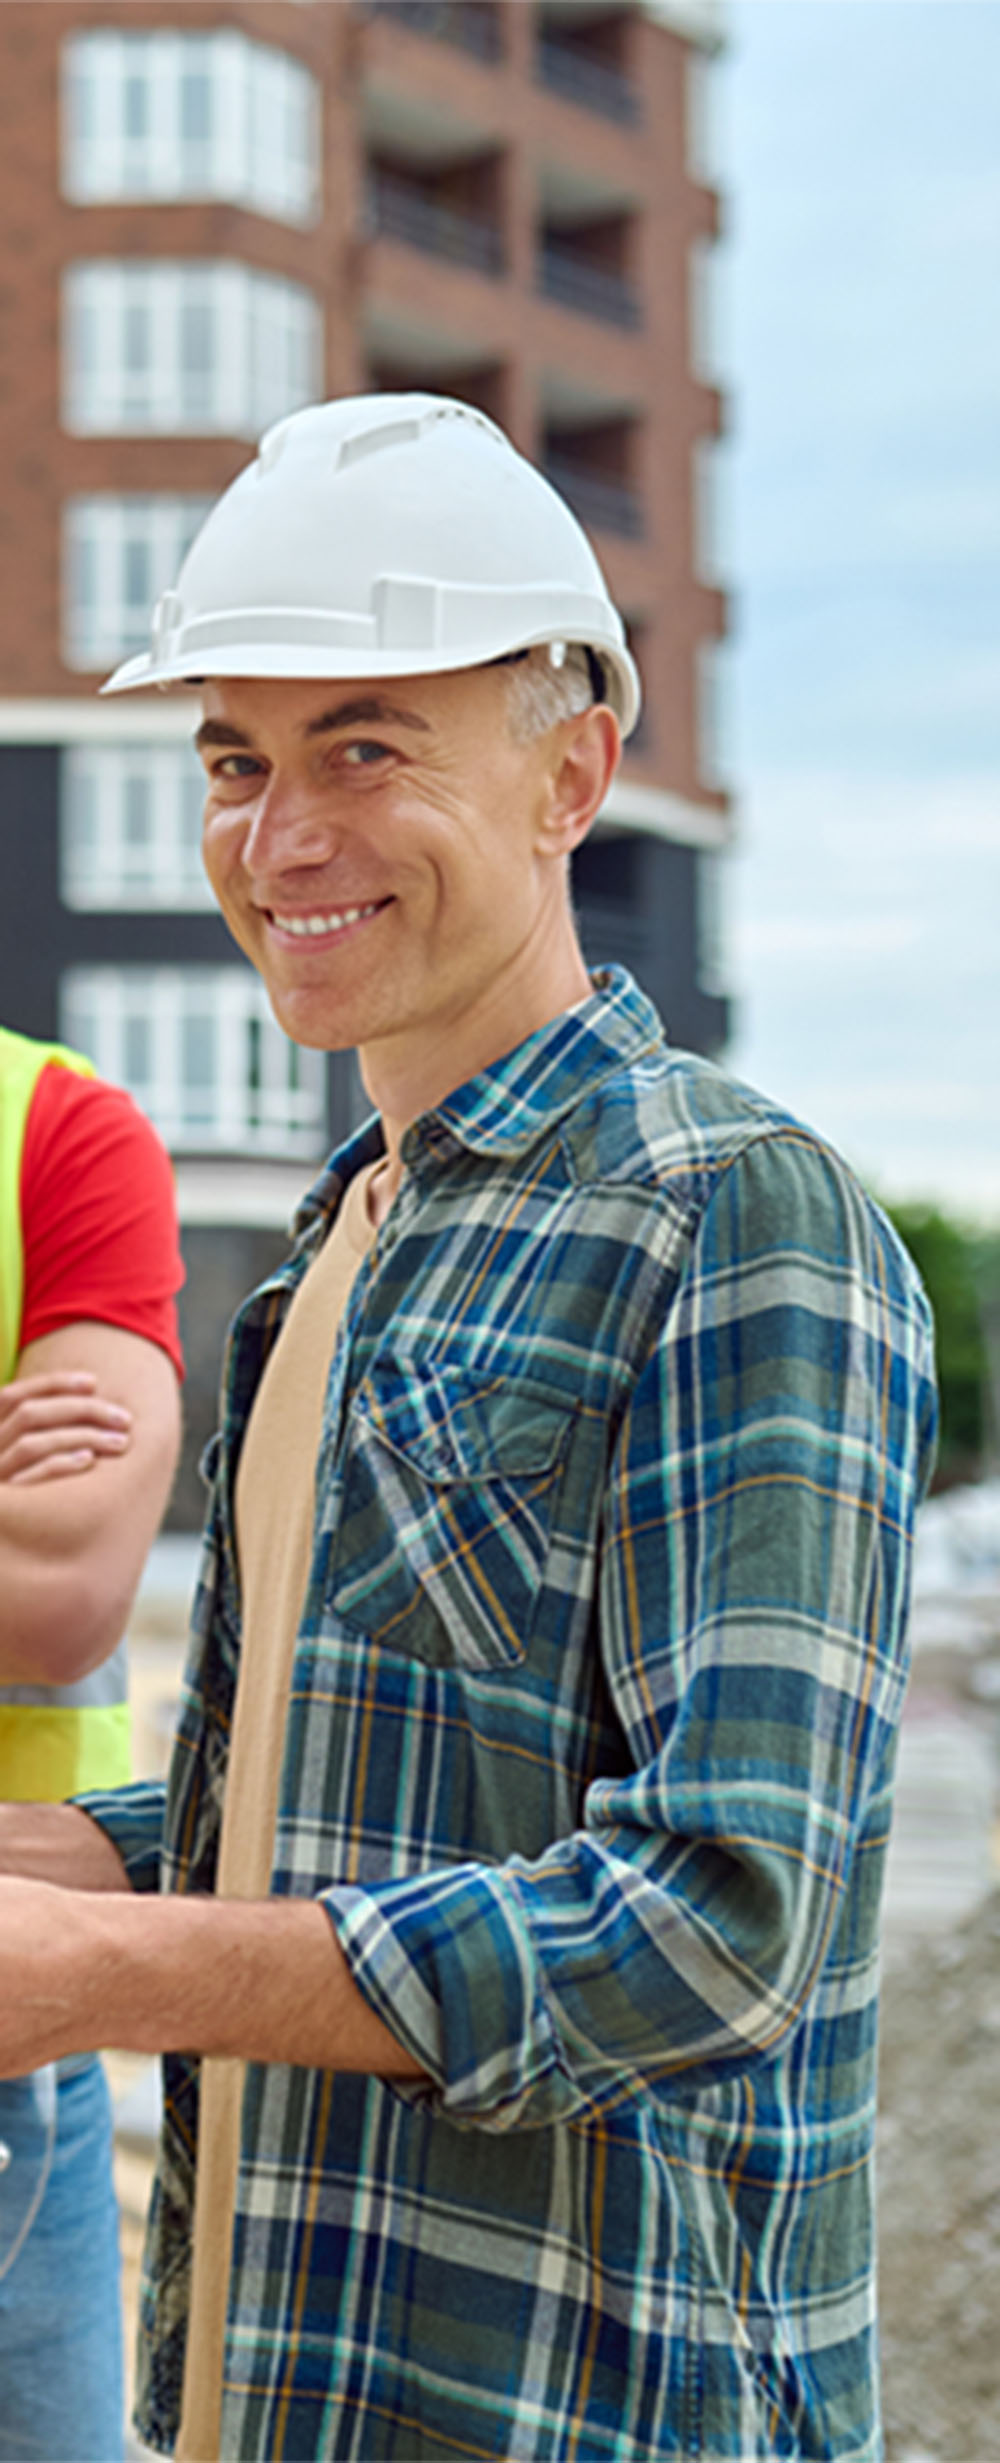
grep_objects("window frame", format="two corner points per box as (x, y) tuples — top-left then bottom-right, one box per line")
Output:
(691, 437), (731, 589)
(63, 495), (214, 670)
(59, 965), (329, 1160)
(60, 742), (214, 912)
(62, 27), (321, 226)
(696, 637), (734, 794)
(62, 261), (323, 439)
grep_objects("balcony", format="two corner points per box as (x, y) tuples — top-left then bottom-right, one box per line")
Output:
(364, 1), (504, 62)
(536, 37), (639, 124)
(538, 242), (640, 329)
(366, 169), (504, 275)
(543, 455), (643, 539)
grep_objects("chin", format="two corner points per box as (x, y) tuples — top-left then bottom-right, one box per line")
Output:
(278, 1016), (351, 1053)
(271, 993), (366, 1053)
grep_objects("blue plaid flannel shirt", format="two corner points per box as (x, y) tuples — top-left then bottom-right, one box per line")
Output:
(82, 969), (937, 2460)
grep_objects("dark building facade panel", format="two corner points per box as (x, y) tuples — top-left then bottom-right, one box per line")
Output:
(574, 832), (728, 1058)
(2, 748), (64, 1039)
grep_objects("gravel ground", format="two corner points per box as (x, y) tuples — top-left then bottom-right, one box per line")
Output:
(879, 1888), (1000, 2461)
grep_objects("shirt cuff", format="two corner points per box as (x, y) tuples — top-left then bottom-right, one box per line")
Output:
(72, 1777), (165, 1894)
(323, 1863), (587, 2131)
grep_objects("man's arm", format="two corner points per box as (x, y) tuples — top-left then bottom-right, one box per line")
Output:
(0, 1367), (134, 1486)
(0, 1321), (181, 1687)
(0, 1874), (425, 2082)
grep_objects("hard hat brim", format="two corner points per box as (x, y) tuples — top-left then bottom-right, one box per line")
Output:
(101, 634), (641, 735)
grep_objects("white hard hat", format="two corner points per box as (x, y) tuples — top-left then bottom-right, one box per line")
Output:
(101, 393), (641, 734)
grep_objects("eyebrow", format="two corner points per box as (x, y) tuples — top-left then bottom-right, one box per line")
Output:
(193, 696), (432, 755)
(305, 697), (432, 737)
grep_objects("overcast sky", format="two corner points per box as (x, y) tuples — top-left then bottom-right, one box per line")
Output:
(718, 0), (1000, 1222)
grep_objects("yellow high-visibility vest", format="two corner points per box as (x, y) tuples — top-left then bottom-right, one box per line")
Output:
(0, 1027), (132, 1799)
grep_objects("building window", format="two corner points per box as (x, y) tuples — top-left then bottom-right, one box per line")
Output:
(366, 162), (505, 277)
(692, 439), (730, 588)
(685, 52), (725, 189)
(535, 9), (638, 124)
(697, 850), (729, 997)
(63, 262), (322, 438)
(60, 744), (213, 911)
(697, 639), (734, 793)
(60, 967), (328, 1158)
(63, 497), (212, 669)
(689, 236), (727, 387)
(540, 416), (643, 540)
(62, 30), (320, 226)
(365, 3), (504, 63)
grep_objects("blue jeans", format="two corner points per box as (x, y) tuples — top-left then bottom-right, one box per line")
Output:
(0, 2058), (124, 2462)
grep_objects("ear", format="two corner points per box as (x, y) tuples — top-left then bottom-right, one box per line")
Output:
(536, 706), (621, 858)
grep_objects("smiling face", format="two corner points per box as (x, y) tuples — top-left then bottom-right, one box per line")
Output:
(195, 664), (617, 1122)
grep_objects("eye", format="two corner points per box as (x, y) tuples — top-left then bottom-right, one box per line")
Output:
(341, 739), (393, 769)
(213, 753), (263, 780)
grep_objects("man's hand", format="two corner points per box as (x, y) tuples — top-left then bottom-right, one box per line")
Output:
(0, 1369), (133, 1485)
(0, 1875), (88, 2073)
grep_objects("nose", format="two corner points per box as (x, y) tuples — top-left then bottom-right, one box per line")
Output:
(240, 774), (344, 878)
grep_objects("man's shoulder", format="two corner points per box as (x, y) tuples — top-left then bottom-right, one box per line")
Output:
(559, 1039), (809, 1203)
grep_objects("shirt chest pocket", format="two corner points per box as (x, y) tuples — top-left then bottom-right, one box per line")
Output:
(325, 1357), (573, 1672)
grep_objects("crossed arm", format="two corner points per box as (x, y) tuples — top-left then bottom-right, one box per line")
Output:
(0, 1323), (181, 1688)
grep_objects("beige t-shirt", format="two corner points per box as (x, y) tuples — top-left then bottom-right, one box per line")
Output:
(177, 1163), (380, 2462)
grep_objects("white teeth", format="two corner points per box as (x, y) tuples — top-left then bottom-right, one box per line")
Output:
(274, 903), (379, 937)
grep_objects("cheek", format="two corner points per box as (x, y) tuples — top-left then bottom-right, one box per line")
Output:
(201, 806), (244, 888)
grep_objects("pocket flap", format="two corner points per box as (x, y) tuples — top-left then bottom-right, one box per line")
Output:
(356, 1357), (570, 1485)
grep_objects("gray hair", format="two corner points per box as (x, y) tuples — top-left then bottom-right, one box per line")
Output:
(504, 644), (596, 741)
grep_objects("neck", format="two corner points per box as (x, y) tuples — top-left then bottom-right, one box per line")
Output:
(363, 943), (593, 1219)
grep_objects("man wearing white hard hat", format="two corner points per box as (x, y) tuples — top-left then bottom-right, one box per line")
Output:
(0, 397), (935, 2462)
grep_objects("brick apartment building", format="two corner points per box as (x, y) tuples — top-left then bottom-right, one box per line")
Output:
(0, 0), (730, 1520)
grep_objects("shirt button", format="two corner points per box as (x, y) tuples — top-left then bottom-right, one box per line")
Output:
(0, 2141), (11, 2173)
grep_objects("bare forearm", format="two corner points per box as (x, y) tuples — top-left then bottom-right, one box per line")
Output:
(0, 1880), (426, 2081)
(105, 1895), (424, 2073)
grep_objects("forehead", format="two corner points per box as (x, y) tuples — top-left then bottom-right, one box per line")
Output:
(197, 666), (504, 742)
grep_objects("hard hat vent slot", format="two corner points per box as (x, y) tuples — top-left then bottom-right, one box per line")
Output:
(337, 417), (424, 470)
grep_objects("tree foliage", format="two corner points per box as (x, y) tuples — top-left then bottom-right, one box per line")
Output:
(886, 1203), (999, 1487)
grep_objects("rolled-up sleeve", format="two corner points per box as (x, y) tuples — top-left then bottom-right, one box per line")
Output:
(327, 1131), (936, 2125)
(74, 1776), (166, 1894)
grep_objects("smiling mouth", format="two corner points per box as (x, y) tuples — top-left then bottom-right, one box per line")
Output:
(270, 901), (388, 937)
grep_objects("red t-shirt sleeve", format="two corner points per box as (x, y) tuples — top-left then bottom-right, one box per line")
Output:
(18, 1064), (185, 1378)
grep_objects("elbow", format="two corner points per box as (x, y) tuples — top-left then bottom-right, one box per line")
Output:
(8, 1566), (133, 1690)
(670, 1847), (829, 2077)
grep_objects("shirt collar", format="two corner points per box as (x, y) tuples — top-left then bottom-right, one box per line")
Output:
(292, 1113), (384, 1240)
(293, 968), (664, 1233)
(427, 967), (664, 1157)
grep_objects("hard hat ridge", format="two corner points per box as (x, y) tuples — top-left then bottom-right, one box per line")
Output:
(101, 392), (641, 735)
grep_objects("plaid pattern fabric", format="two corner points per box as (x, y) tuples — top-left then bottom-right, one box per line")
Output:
(82, 969), (937, 2461)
